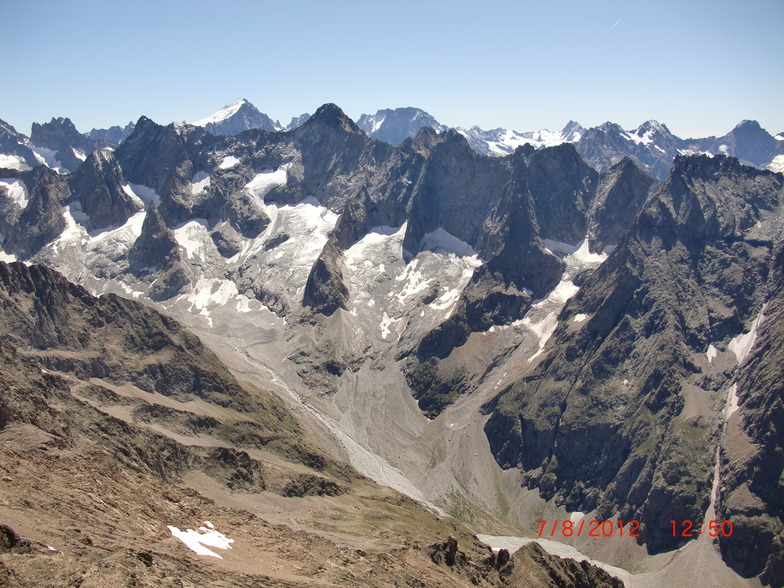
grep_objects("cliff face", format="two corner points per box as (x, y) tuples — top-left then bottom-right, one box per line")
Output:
(718, 242), (784, 582)
(485, 156), (784, 557)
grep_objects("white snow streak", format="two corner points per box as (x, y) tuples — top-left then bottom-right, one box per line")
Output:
(245, 167), (288, 204)
(723, 383), (739, 420)
(29, 145), (65, 172)
(728, 309), (764, 364)
(121, 184), (145, 208)
(705, 344), (718, 364)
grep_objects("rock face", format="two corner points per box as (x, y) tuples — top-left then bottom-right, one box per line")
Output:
(114, 116), (209, 226)
(87, 121), (136, 146)
(485, 155), (784, 555)
(426, 537), (624, 587)
(0, 261), (240, 406)
(703, 119), (782, 169)
(66, 149), (142, 231)
(0, 165), (67, 256)
(0, 119), (39, 171)
(588, 157), (657, 253)
(286, 112), (311, 130)
(358, 107), (448, 145)
(128, 203), (190, 300)
(717, 241), (784, 583)
(30, 117), (97, 172)
(193, 98), (281, 136)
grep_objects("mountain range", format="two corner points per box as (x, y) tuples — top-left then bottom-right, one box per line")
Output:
(3, 98), (782, 181)
(1, 99), (783, 587)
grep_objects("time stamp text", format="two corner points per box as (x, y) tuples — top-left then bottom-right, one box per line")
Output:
(535, 519), (734, 538)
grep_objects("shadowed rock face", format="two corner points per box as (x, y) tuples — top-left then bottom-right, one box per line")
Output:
(128, 203), (190, 301)
(0, 261), (243, 407)
(30, 117), (97, 172)
(114, 117), (213, 227)
(67, 149), (142, 231)
(0, 119), (39, 171)
(0, 165), (67, 256)
(717, 242), (784, 582)
(485, 155), (784, 555)
(589, 157), (656, 254)
(87, 121), (135, 146)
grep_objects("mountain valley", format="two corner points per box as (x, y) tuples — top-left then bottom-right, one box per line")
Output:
(0, 100), (782, 587)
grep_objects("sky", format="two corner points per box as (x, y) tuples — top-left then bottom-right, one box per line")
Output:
(3, 0), (783, 138)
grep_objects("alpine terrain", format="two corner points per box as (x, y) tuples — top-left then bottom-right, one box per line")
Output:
(0, 99), (782, 587)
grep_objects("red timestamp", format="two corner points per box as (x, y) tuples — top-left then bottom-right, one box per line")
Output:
(670, 520), (733, 537)
(535, 519), (641, 538)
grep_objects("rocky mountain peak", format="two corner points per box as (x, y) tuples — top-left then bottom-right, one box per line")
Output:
(129, 203), (179, 268)
(635, 119), (669, 135)
(286, 112), (311, 130)
(1, 165), (67, 255)
(640, 153), (783, 244)
(87, 121), (136, 146)
(305, 103), (361, 134)
(560, 120), (585, 141)
(193, 98), (280, 135)
(29, 117), (96, 172)
(0, 119), (25, 144)
(402, 125), (448, 155)
(67, 149), (141, 231)
(357, 107), (445, 145)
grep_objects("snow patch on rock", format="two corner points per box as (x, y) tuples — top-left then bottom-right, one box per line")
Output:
(29, 145), (65, 172)
(174, 219), (211, 261)
(420, 227), (481, 261)
(0, 154), (31, 171)
(0, 178), (28, 209)
(168, 521), (234, 559)
(767, 155), (784, 174)
(127, 183), (161, 207)
(191, 171), (211, 195)
(218, 155), (240, 169)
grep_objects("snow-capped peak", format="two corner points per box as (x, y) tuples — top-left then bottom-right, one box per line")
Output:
(193, 98), (248, 126)
(635, 120), (668, 136)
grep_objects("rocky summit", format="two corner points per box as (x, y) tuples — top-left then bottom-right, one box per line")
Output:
(1, 100), (783, 587)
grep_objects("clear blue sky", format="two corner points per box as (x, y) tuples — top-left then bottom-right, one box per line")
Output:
(4, 0), (783, 138)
